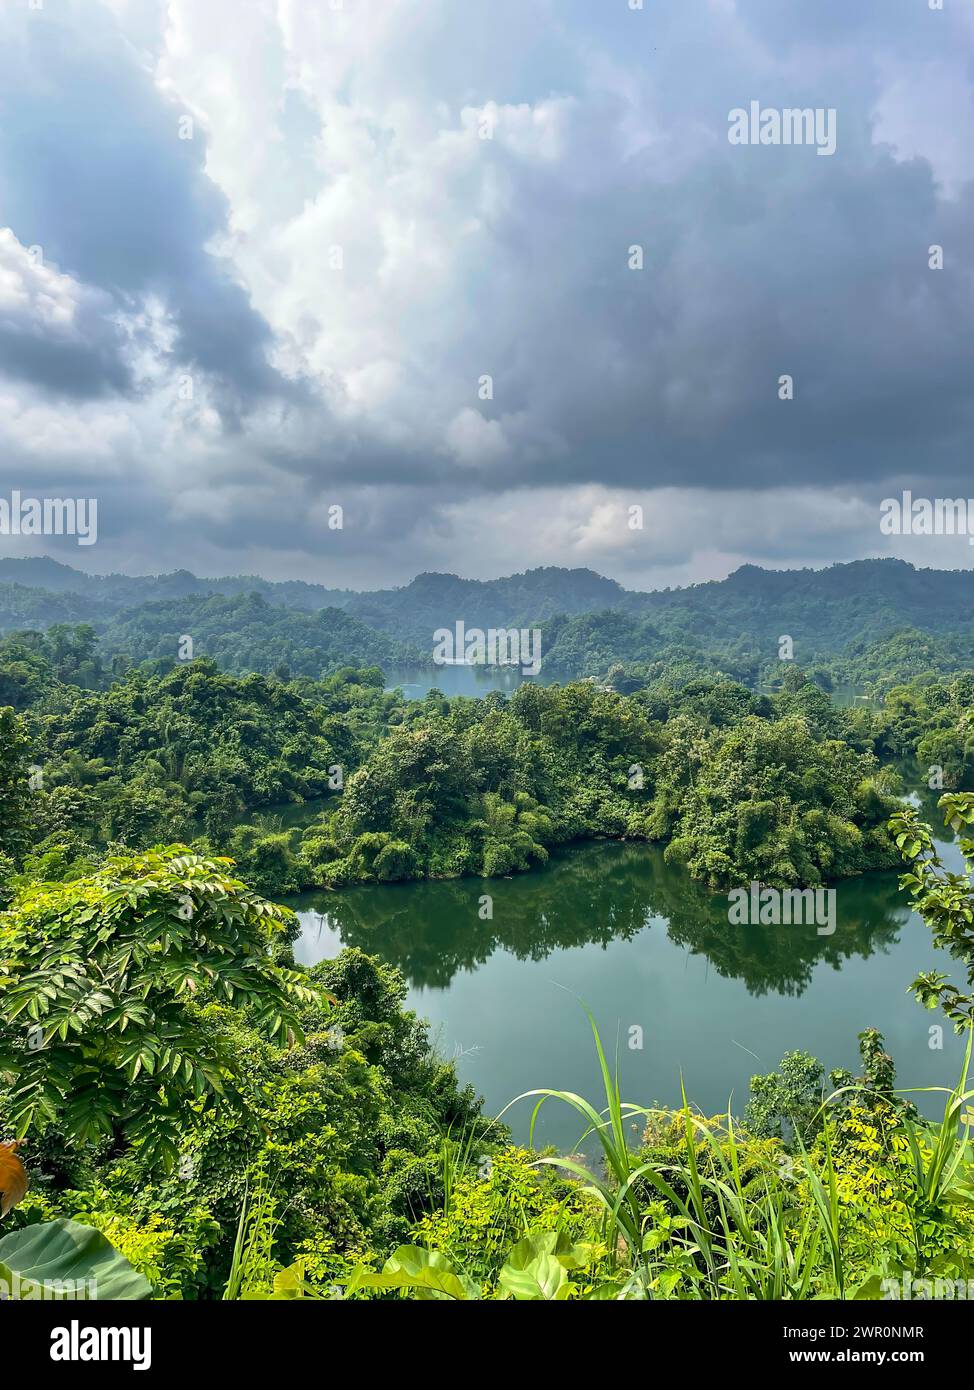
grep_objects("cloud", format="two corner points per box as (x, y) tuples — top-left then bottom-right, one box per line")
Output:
(445, 409), (511, 468)
(0, 228), (135, 398)
(0, 0), (971, 585)
(0, 0), (298, 418)
(148, 0), (974, 496)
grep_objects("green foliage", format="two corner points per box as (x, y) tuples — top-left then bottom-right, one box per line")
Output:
(744, 1051), (828, 1146)
(98, 593), (421, 678)
(22, 661), (402, 867)
(224, 823), (304, 897)
(0, 706), (32, 869)
(0, 623), (107, 708)
(344, 1228), (610, 1301)
(20, 664), (412, 906)
(0, 1216), (152, 1299)
(872, 674), (974, 781)
(331, 1024), (974, 1303)
(892, 793), (974, 1028)
(302, 678), (895, 890)
(745, 1028), (912, 1147)
(410, 1145), (606, 1293)
(0, 635), (923, 900)
(50, 1191), (218, 1299)
(0, 846), (322, 1167)
(652, 708), (899, 887)
(13, 947), (495, 1298)
(5, 572), (974, 1305)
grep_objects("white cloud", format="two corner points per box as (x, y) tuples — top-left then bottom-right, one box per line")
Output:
(873, 58), (974, 194)
(0, 388), (138, 470)
(0, 229), (84, 330)
(444, 408), (510, 468)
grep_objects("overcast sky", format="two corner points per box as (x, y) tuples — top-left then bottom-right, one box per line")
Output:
(0, 0), (972, 589)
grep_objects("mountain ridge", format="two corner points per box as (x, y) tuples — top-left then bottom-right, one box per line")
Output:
(2, 555), (973, 685)
(0, 553), (939, 606)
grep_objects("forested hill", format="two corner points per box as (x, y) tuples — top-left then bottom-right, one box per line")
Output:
(535, 561), (974, 684)
(633, 559), (974, 642)
(99, 593), (420, 677)
(3, 555), (974, 685)
(0, 557), (351, 613)
(0, 557), (625, 622)
(343, 566), (626, 636)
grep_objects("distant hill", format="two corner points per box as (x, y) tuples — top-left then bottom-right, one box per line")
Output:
(3, 555), (974, 683)
(618, 558), (974, 665)
(98, 592), (421, 678)
(0, 557), (351, 612)
(0, 579), (106, 629)
(344, 566), (626, 645)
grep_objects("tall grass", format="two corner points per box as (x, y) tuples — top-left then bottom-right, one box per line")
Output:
(500, 1006), (659, 1293)
(506, 1011), (974, 1299)
(222, 1180), (281, 1300)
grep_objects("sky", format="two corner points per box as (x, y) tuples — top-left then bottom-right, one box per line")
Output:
(0, 0), (972, 590)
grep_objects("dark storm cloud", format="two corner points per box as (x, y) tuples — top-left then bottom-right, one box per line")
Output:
(0, 306), (133, 399)
(397, 24), (972, 498)
(0, 1), (295, 412)
(489, 144), (974, 493)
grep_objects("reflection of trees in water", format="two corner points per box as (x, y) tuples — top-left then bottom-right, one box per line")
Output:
(896, 759), (958, 841)
(309, 843), (652, 988)
(296, 841), (911, 997)
(647, 855), (907, 998)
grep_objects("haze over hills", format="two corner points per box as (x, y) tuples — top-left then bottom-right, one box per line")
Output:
(2, 555), (974, 685)
(0, 552), (965, 614)
(98, 592), (420, 678)
(0, 557), (352, 612)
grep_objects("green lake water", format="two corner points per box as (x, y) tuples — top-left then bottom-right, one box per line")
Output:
(290, 834), (968, 1153)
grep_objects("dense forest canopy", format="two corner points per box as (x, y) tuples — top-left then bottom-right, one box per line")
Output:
(0, 628), (908, 898)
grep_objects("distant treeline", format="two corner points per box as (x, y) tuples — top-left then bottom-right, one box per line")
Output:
(4, 555), (974, 688)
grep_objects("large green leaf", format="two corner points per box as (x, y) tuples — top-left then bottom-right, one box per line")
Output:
(499, 1252), (571, 1300)
(503, 1229), (584, 1272)
(0, 1218), (152, 1300)
(849, 1271), (888, 1301)
(348, 1245), (476, 1301)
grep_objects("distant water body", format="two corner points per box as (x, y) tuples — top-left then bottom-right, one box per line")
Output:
(382, 663), (539, 699)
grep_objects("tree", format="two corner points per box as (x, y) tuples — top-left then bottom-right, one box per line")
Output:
(0, 847), (324, 1167)
(0, 707), (32, 868)
(891, 794), (974, 1030)
(744, 1050), (826, 1145)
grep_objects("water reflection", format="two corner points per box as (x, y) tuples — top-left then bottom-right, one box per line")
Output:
(291, 841), (911, 996)
(289, 837), (967, 1143)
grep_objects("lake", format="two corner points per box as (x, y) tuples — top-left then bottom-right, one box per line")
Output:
(384, 665), (873, 708)
(290, 832), (968, 1153)
(382, 663), (539, 699)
